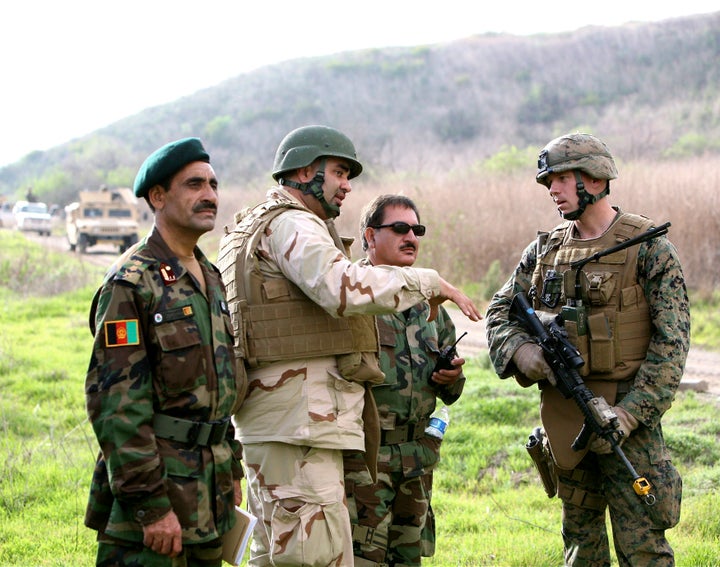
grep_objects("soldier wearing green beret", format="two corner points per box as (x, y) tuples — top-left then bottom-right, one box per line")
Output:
(485, 133), (689, 566)
(84, 138), (247, 566)
(345, 194), (467, 567)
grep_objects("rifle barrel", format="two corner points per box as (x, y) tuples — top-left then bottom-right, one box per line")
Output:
(570, 222), (670, 271)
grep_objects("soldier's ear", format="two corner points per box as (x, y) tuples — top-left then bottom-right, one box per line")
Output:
(364, 227), (376, 249)
(148, 185), (166, 210)
(296, 165), (317, 183)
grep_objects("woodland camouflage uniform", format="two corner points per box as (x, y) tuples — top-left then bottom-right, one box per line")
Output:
(485, 211), (689, 566)
(345, 283), (465, 567)
(85, 227), (245, 565)
(217, 187), (447, 566)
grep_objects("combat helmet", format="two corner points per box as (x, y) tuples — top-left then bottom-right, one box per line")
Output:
(272, 125), (362, 181)
(536, 133), (617, 220)
(272, 125), (362, 219)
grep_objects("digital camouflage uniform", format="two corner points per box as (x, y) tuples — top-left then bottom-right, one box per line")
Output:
(85, 226), (245, 566)
(345, 288), (465, 567)
(485, 210), (689, 567)
(217, 187), (445, 567)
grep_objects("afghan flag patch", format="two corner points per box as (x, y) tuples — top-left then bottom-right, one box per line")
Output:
(104, 319), (140, 347)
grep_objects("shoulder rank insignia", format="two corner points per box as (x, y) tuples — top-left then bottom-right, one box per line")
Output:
(159, 263), (177, 285)
(105, 319), (140, 347)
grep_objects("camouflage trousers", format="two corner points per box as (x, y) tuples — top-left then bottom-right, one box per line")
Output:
(243, 442), (352, 566)
(345, 440), (439, 567)
(557, 424), (681, 567)
(96, 532), (222, 567)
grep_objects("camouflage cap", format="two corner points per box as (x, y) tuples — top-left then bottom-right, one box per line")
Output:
(133, 138), (210, 198)
(536, 133), (618, 187)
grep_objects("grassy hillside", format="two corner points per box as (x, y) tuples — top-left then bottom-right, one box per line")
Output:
(1, 11), (718, 206)
(0, 231), (719, 565)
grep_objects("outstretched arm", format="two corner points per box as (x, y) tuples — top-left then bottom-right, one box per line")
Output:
(428, 277), (482, 322)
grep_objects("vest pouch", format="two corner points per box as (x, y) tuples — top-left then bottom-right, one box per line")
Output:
(564, 319), (590, 377)
(337, 351), (385, 384)
(585, 271), (616, 306)
(262, 278), (293, 301)
(587, 312), (615, 373)
(229, 300), (248, 359)
(338, 315), (384, 384)
(618, 284), (652, 363)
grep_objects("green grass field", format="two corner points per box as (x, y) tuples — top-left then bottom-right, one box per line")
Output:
(1, 231), (718, 566)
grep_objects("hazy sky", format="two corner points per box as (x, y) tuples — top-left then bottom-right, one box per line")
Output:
(1, 0), (717, 168)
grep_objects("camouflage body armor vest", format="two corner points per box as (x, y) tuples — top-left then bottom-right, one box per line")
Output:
(217, 196), (381, 382)
(531, 212), (654, 382)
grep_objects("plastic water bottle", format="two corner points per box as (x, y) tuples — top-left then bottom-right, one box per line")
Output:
(425, 405), (450, 439)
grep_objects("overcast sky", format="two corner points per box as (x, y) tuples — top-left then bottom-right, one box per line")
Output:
(1, 0), (717, 168)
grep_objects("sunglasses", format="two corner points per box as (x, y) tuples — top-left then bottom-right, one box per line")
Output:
(370, 222), (426, 236)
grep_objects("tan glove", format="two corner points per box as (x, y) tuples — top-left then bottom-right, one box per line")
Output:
(589, 407), (639, 454)
(512, 343), (556, 386)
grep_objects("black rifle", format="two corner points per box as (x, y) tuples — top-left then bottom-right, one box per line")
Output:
(511, 292), (655, 505)
(509, 222), (671, 506)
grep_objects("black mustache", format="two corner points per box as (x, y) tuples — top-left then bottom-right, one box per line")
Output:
(400, 244), (416, 252)
(193, 202), (217, 213)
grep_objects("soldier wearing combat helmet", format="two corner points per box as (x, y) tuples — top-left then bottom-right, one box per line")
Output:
(485, 132), (689, 566)
(217, 125), (481, 566)
(536, 132), (618, 220)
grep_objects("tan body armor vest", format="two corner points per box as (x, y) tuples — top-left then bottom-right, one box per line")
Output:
(531, 212), (655, 470)
(531, 212), (654, 382)
(217, 196), (381, 380)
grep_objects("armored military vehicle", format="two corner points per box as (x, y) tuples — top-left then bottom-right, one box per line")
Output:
(65, 187), (139, 253)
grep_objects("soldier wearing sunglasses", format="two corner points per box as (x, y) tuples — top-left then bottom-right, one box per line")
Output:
(345, 194), (466, 567)
(217, 126), (480, 566)
(369, 220), (427, 237)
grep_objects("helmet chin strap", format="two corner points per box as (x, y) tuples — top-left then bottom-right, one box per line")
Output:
(561, 171), (610, 221)
(278, 158), (340, 218)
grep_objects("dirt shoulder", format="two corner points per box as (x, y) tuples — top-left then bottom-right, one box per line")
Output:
(446, 307), (720, 398)
(12, 228), (720, 398)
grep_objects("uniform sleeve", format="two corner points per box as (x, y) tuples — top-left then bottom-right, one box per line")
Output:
(264, 211), (441, 316)
(485, 240), (539, 379)
(85, 279), (172, 526)
(619, 237), (690, 428)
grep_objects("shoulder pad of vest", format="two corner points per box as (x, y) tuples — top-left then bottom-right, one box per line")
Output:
(545, 221), (572, 244)
(233, 198), (308, 234)
(615, 212), (655, 240)
(232, 205), (253, 225)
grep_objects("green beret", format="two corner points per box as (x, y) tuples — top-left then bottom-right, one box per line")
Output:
(133, 137), (210, 198)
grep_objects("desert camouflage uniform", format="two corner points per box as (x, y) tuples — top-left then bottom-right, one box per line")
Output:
(345, 292), (465, 567)
(218, 187), (444, 567)
(84, 226), (245, 566)
(485, 210), (689, 567)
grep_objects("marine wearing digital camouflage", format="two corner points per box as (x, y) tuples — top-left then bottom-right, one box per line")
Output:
(485, 132), (689, 566)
